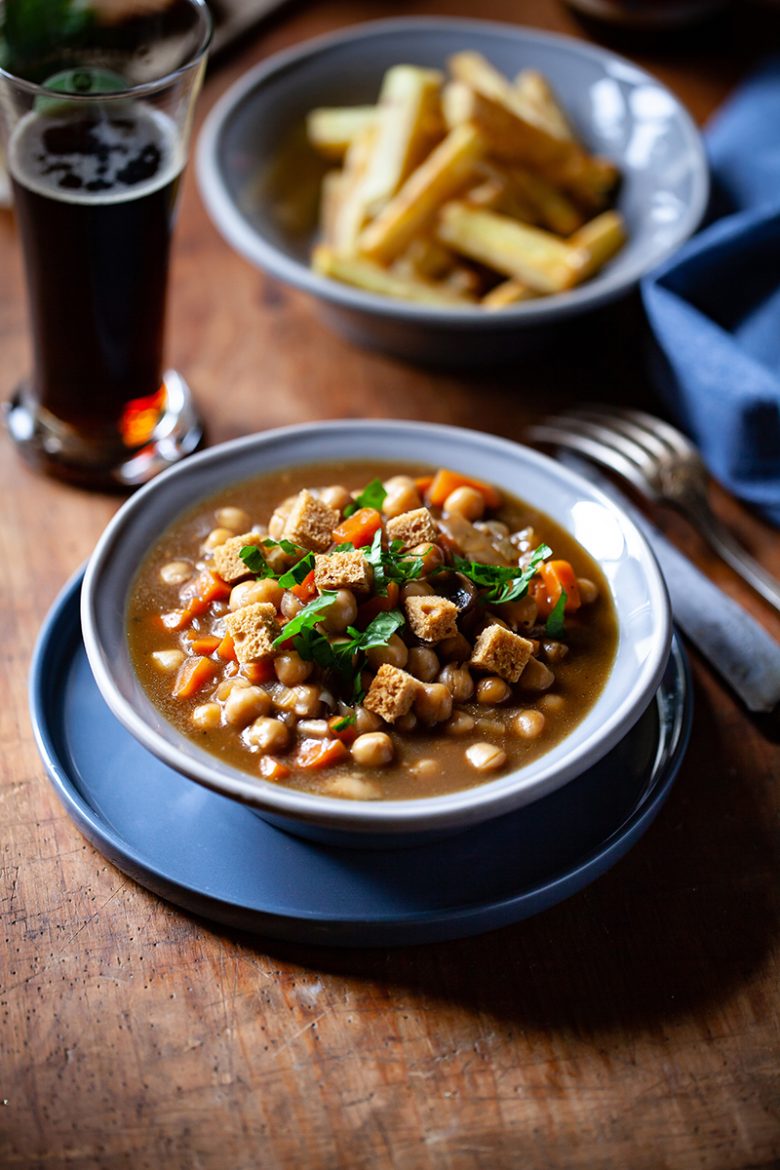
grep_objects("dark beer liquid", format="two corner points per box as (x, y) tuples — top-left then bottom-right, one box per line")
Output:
(9, 106), (182, 451)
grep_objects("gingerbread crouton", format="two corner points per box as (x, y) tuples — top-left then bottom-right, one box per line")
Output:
(314, 549), (373, 594)
(224, 602), (280, 665)
(386, 507), (438, 551)
(363, 664), (420, 724)
(282, 490), (339, 552)
(404, 595), (459, 643)
(469, 624), (533, 683)
(212, 532), (264, 585)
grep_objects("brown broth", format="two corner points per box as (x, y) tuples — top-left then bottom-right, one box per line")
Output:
(127, 461), (618, 799)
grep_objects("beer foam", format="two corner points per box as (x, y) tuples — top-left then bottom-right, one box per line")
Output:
(9, 104), (184, 205)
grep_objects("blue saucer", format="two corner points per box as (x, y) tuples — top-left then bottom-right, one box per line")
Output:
(30, 571), (692, 947)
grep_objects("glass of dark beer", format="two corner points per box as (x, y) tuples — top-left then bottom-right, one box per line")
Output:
(0, 0), (211, 487)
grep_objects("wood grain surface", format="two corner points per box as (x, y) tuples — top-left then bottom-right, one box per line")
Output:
(2, 2), (779, 1167)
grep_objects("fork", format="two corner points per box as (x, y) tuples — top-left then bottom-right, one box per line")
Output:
(526, 405), (780, 613)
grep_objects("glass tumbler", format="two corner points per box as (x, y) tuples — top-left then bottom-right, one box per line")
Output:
(0, 0), (211, 487)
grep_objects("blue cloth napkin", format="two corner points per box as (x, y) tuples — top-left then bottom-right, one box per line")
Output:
(642, 57), (780, 526)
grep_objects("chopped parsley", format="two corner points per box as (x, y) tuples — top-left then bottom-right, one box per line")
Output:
(343, 478), (387, 518)
(363, 530), (425, 596)
(452, 543), (552, 604)
(545, 590), (567, 637)
(272, 592), (338, 647)
(239, 538), (313, 587)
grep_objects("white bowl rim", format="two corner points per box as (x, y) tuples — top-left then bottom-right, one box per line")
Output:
(196, 15), (709, 329)
(81, 419), (672, 834)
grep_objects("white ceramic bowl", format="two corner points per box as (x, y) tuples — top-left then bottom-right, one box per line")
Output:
(81, 421), (672, 845)
(196, 17), (709, 364)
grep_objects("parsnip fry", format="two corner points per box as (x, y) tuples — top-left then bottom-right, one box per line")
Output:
(514, 69), (575, 142)
(394, 235), (455, 280)
(482, 279), (539, 309)
(507, 167), (585, 235)
(360, 65), (444, 218)
(448, 52), (618, 208)
(568, 210), (627, 279)
(313, 245), (472, 306)
(328, 124), (378, 254)
(306, 106), (377, 160)
(436, 202), (586, 294)
(358, 122), (485, 264)
(441, 80), (472, 130)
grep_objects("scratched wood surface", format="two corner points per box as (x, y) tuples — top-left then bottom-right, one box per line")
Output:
(2, 2), (779, 1167)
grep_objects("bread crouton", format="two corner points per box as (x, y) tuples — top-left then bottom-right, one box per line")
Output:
(363, 664), (420, 723)
(212, 532), (264, 585)
(282, 490), (339, 552)
(224, 602), (280, 665)
(469, 623), (533, 683)
(314, 549), (373, 594)
(386, 506), (438, 551)
(404, 594), (459, 643)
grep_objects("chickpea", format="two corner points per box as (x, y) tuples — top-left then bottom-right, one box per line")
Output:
(215, 506), (251, 532)
(243, 717), (290, 754)
(382, 476), (422, 519)
(437, 633), (472, 663)
(511, 709), (546, 739)
(498, 595), (537, 630)
(151, 649), (185, 673)
(395, 712), (417, 733)
(351, 732), (394, 767)
(407, 646), (440, 682)
(476, 676), (511, 705)
(296, 719), (329, 738)
(202, 527), (233, 551)
(401, 580), (435, 601)
(541, 640), (569, 664)
(291, 685), (322, 718)
(318, 484), (352, 512)
(274, 651), (313, 686)
(443, 485), (485, 521)
(215, 676), (250, 701)
(354, 705), (383, 734)
(577, 577), (599, 605)
(268, 495), (295, 541)
(445, 711), (476, 736)
(230, 578), (284, 611)
(366, 633), (408, 671)
(159, 560), (192, 586)
(538, 693), (566, 716)
(414, 682), (453, 725)
(408, 542), (444, 575)
(518, 658), (555, 692)
(409, 758), (439, 779)
(224, 685), (272, 728)
(438, 663), (474, 702)
(476, 717), (504, 735)
(192, 702), (221, 730)
(280, 591), (303, 620)
(465, 743), (507, 772)
(320, 589), (357, 634)
(322, 775), (382, 801)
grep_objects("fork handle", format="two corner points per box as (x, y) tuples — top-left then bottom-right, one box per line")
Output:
(684, 498), (780, 612)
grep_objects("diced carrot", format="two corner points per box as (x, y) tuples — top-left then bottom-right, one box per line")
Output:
(332, 507), (383, 548)
(533, 560), (582, 617)
(180, 569), (232, 618)
(291, 569), (317, 602)
(259, 756), (290, 782)
(242, 659), (276, 684)
(160, 609), (191, 631)
(172, 655), (218, 699)
(428, 468), (502, 509)
(415, 475), (434, 497)
(295, 737), (349, 770)
(356, 580), (400, 627)
(216, 632), (237, 662)
(327, 714), (358, 744)
(186, 631), (221, 656)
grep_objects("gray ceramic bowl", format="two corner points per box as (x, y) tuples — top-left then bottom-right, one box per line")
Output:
(81, 420), (672, 847)
(196, 17), (708, 364)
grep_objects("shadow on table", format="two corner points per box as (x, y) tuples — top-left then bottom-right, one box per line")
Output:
(217, 678), (778, 1033)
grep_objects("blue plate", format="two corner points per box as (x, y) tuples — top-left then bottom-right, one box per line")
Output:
(30, 571), (692, 947)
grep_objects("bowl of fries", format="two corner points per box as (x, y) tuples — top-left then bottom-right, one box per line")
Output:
(197, 17), (708, 363)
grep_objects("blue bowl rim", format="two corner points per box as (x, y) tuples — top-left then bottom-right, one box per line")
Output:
(196, 15), (710, 329)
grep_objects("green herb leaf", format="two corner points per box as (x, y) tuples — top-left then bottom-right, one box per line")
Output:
(359, 609), (406, 650)
(278, 551), (315, 588)
(453, 543), (552, 604)
(363, 530), (425, 596)
(331, 713), (356, 732)
(343, 478), (387, 518)
(263, 537), (304, 556)
(239, 545), (273, 578)
(545, 589), (567, 637)
(272, 592), (338, 647)
(332, 542), (355, 553)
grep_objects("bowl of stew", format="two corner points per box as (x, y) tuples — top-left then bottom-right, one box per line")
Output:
(196, 17), (708, 364)
(81, 420), (671, 845)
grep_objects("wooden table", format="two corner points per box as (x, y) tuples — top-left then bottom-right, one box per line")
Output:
(2, 3), (779, 1167)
